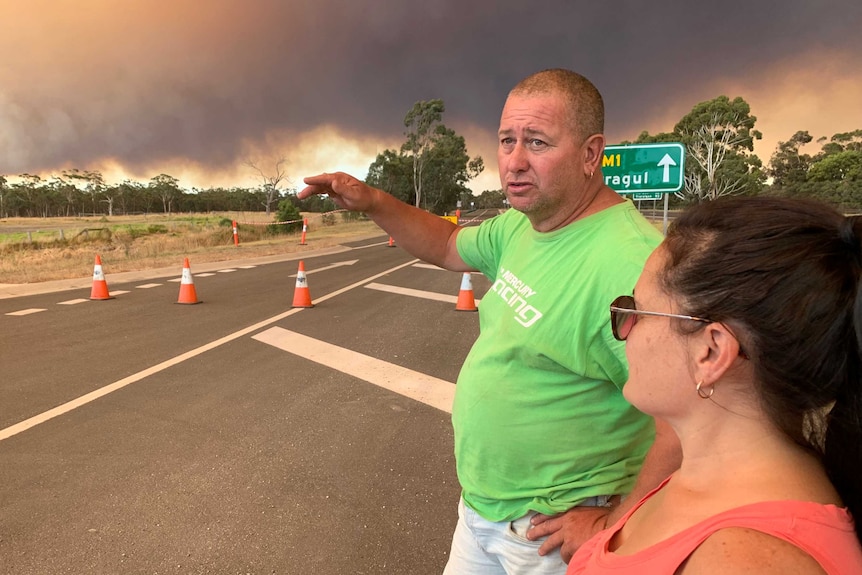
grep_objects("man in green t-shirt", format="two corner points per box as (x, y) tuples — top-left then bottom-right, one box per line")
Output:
(299, 68), (681, 574)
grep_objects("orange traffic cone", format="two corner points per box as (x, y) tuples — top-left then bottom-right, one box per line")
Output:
(89, 255), (113, 300)
(300, 218), (308, 245)
(291, 260), (314, 308)
(176, 258), (201, 304)
(387, 236), (396, 247)
(455, 272), (478, 312)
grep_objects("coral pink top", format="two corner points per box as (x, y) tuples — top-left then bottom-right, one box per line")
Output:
(568, 478), (862, 574)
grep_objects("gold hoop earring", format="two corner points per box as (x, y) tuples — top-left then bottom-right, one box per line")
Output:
(696, 380), (714, 399)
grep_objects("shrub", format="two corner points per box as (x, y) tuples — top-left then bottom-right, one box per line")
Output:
(268, 199), (303, 234)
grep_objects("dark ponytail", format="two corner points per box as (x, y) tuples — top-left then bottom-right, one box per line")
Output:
(661, 197), (862, 540)
(825, 215), (862, 539)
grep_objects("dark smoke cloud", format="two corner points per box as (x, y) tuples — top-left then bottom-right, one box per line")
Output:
(1, 0), (861, 186)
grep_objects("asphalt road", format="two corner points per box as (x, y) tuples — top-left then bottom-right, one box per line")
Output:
(0, 236), (490, 574)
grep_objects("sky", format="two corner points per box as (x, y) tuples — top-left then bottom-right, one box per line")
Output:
(1, 0), (861, 194)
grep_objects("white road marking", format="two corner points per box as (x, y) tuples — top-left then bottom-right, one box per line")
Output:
(5, 308), (46, 316)
(365, 282), (481, 305)
(288, 259), (359, 277)
(136, 283), (162, 289)
(351, 241), (390, 249)
(217, 269), (237, 273)
(252, 327), (454, 413)
(0, 258), (420, 442)
(110, 290), (130, 296)
(412, 263), (446, 270)
(411, 263), (478, 274)
(58, 299), (88, 305)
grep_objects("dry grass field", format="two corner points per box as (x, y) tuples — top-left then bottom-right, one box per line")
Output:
(0, 212), (383, 284)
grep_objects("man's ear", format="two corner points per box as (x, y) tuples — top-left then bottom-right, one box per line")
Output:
(583, 134), (606, 176)
(693, 323), (743, 385)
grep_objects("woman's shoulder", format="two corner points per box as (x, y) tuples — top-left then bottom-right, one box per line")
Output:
(679, 501), (859, 575)
(681, 526), (827, 574)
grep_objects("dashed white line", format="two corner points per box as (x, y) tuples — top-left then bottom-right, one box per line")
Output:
(5, 308), (46, 316)
(0, 258), (420, 442)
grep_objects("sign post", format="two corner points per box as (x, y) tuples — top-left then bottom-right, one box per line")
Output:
(602, 143), (685, 234)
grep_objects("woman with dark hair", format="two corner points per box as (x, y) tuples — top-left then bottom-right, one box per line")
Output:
(568, 196), (862, 574)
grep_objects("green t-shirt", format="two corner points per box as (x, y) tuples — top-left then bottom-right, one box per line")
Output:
(454, 201), (663, 522)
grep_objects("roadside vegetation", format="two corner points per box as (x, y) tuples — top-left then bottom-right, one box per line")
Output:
(0, 211), (380, 284)
(3, 95), (859, 286)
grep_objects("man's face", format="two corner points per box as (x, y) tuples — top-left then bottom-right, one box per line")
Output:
(497, 92), (587, 230)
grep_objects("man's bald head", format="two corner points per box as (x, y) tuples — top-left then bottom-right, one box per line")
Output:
(510, 69), (604, 143)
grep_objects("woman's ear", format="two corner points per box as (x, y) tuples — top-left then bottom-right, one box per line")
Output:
(693, 323), (743, 385)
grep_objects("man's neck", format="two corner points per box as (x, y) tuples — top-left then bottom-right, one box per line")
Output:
(531, 185), (625, 233)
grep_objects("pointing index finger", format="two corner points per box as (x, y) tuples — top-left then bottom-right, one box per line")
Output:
(302, 173), (334, 186)
(298, 173), (337, 199)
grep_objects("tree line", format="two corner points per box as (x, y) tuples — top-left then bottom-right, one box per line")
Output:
(0, 170), (337, 219)
(3, 95), (860, 219)
(631, 95), (862, 210)
(766, 129), (862, 207)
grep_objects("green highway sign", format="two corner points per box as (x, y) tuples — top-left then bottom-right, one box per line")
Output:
(602, 143), (685, 194)
(632, 192), (664, 200)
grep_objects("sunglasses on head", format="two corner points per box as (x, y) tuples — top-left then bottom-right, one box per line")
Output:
(609, 295), (711, 341)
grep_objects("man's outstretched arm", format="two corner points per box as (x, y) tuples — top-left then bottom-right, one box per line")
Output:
(300, 172), (471, 271)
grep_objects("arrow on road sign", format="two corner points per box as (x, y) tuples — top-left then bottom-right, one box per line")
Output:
(658, 153), (677, 183)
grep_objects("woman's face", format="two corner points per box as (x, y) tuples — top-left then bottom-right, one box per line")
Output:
(621, 246), (697, 417)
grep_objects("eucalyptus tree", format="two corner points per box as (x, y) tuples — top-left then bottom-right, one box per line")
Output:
(0, 175), (6, 218)
(402, 99), (445, 208)
(149, 173), (182, 214)
(367, 100), (483, 215)
(767, 130), (814, 191)
(246, 157), (290, 215)
(635, 96), (765, 203)
(366, 149), (414, 204)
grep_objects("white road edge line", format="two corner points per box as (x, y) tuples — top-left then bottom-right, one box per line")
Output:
(253, 327), (454, 413)
(0, 258), (420, 442)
